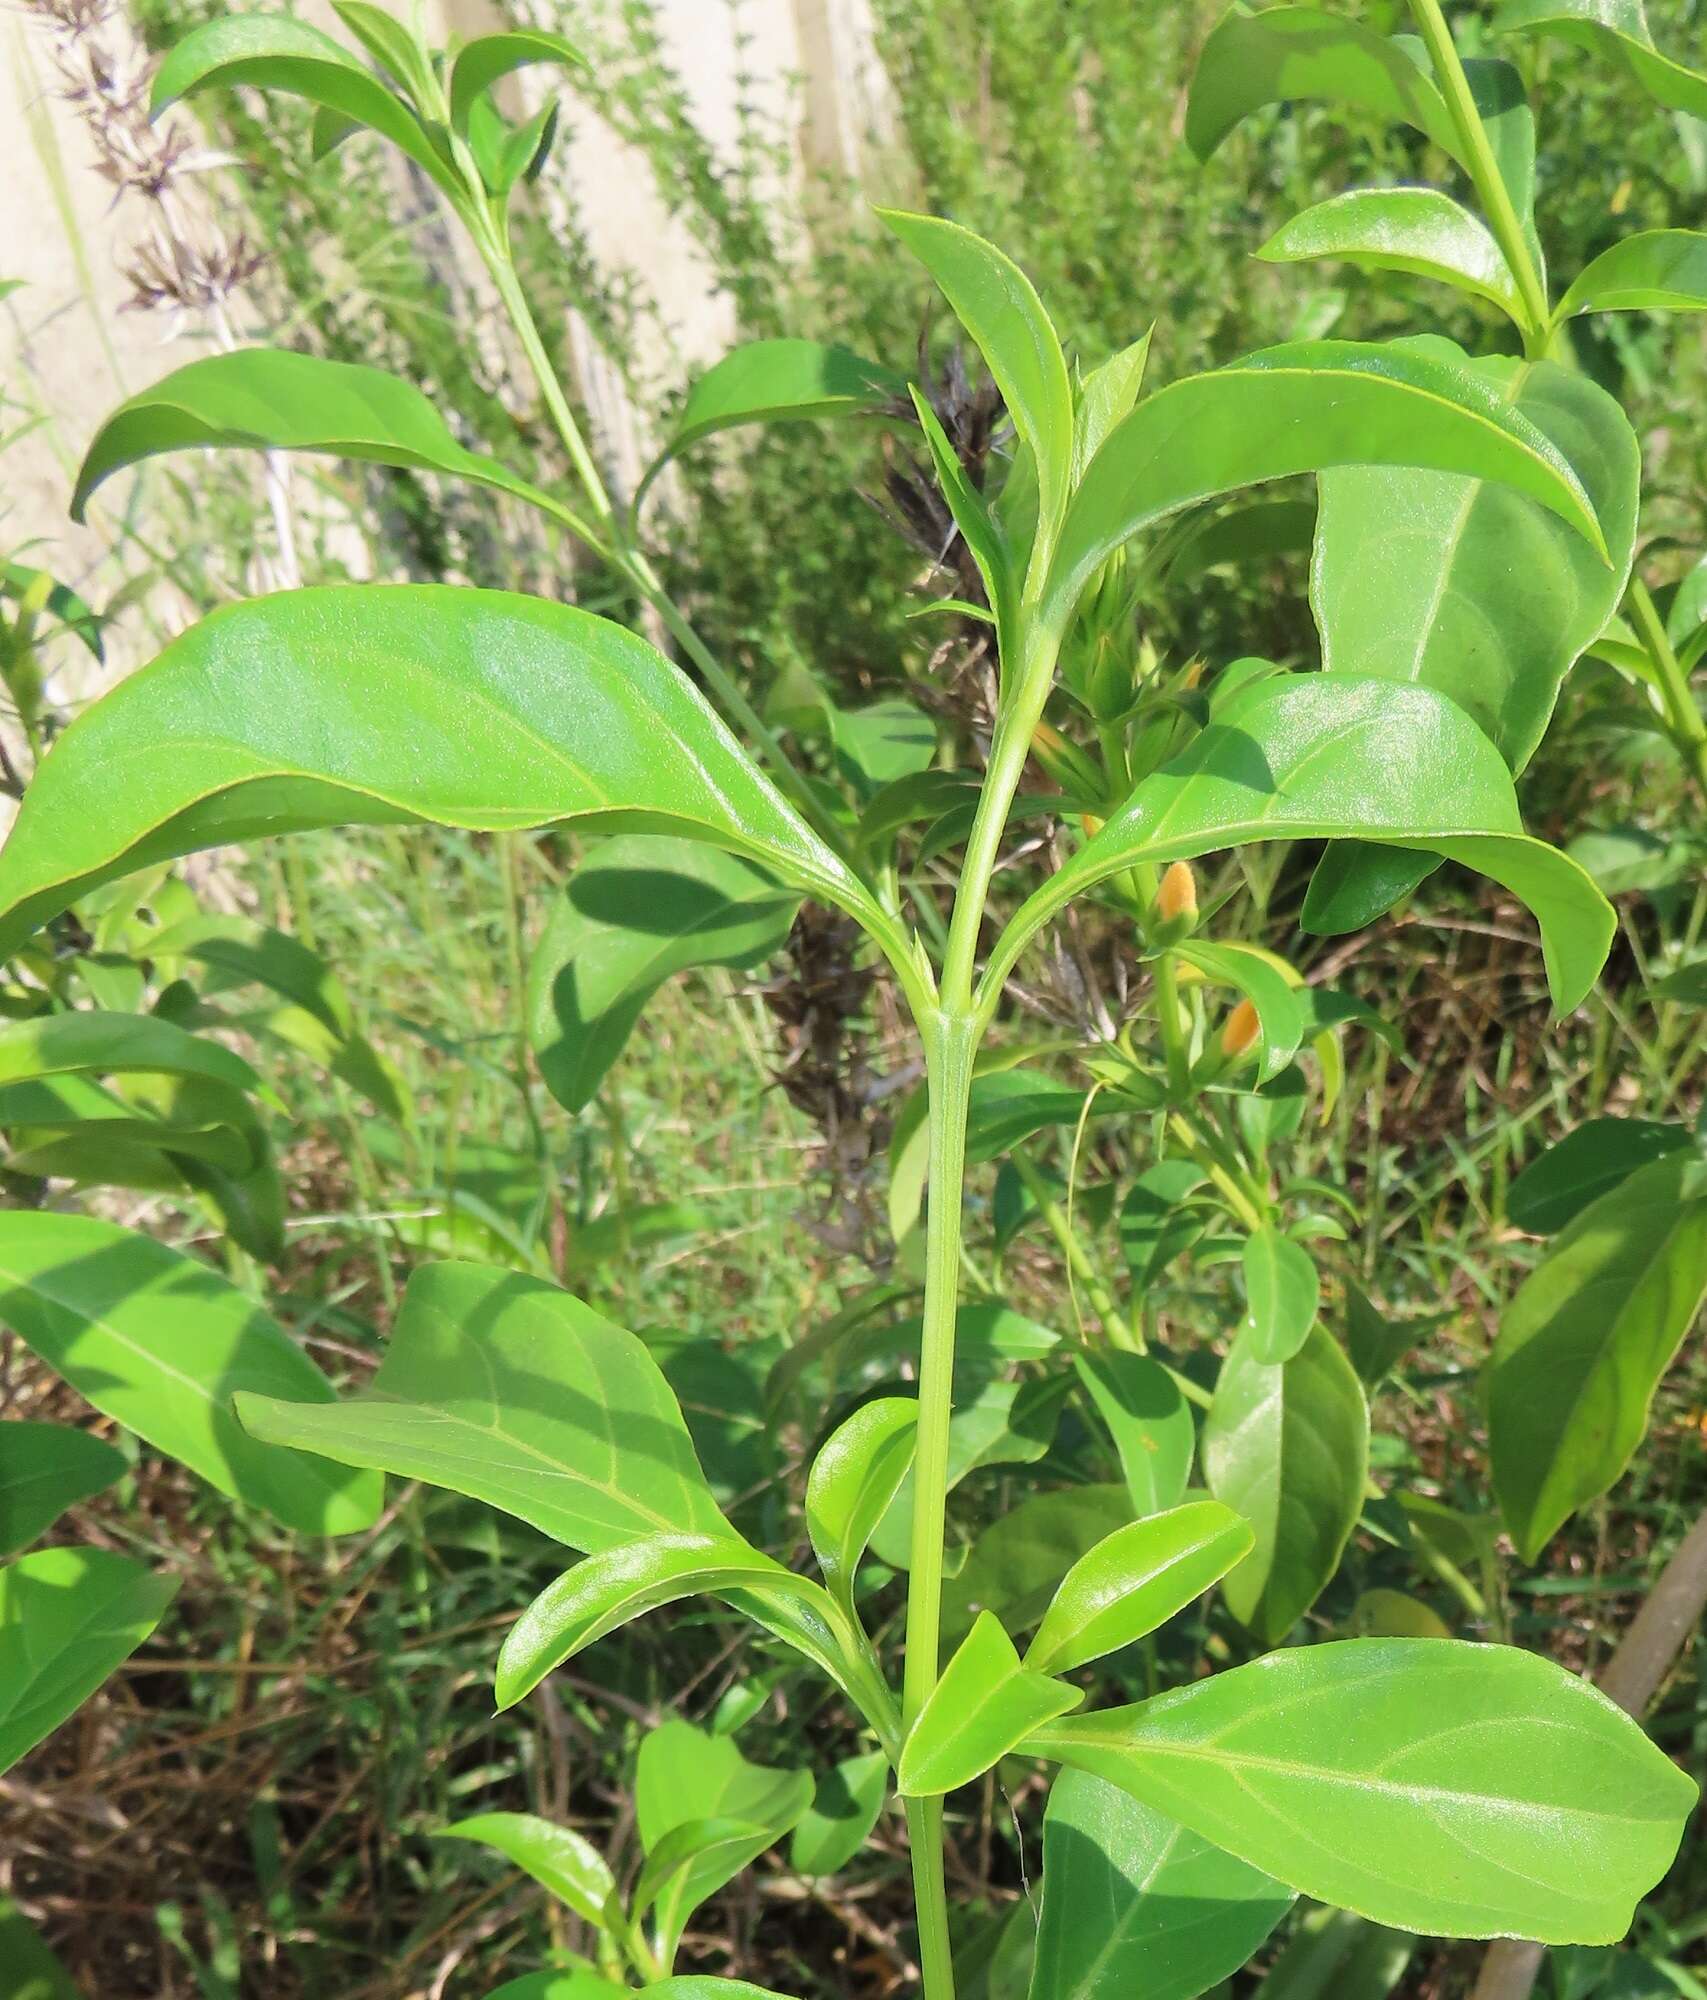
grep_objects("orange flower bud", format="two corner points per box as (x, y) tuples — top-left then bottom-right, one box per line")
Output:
(1081, 812), (1105, 838)
(1221, 997), (1261, 1058)
(1157, 861), (1197, 925)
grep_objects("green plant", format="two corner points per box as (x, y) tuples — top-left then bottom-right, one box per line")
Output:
(1, 4), (1703, 1998)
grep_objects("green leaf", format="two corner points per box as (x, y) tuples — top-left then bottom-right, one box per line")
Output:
(0, 1212), (382, 1535)
(1030, 1771), (1291, 2000)
(238, 1260), (726, 1549)
(1026, 1638), (1697, 1943)
(1073, 1351), (1195, 1516)
(1045, 339), (1608, 638)
(329, 2), (431, 87)
(0, 1421), (127, 1558)
(831, 700), (938, 797)
(1026, 1502), (1255, 1675)
(1260, 189), (1523, 319)
(1311, 343), (1640, 771)
(1074, 333), (1154, 480)
(1495, 0), (1707, 120)
(150, 916), (404, 1120)
(789, 1749), (890, 1877)
(0, 1897), (83, 2000)
(0, 1547), (178, 1774)
(1188, 3), (1460, 158)
(881, 211), (1076, 547)
(448, 28), (584, 128)
(1559, 229), (1707, 316)
(806, 1397), (918, 1614)
(1164, 500), (1315, 587)
(495, 1532), (791, 1707)
(649, 1984), (800, 1999)
(1488, 1153), (1707, 1560)
(0, 1008), (267, 1104)
(641, 339), (903, 500)
(635, 1723), (812, 1955)
(1240, 1226), (1319, 1366)
(1299, 843), (1440, 937)
(0, 587), (891, 963)
(898, 1611), (1081, 1798)
(1176, 941), (1304, 1081)
(1203, 1325), (1368, 1646)
(525, 835), (796, 1114)
(1343, 1280), (1434, 1388)
(482, 1975), (627, 2000)
(1507, 1117), (1693, 1234)
(1117, 1163), (1211, 1291)
(72, 350), (566, 526)
(987, 675), (1615, 1018)
(435, 1811), (616, 1928)
(1255, 1906), (1415, 2000)
(942, 1487), (1134, 1646)
(910, 390), (1014, 624)
(150, 14), (459, 194)
(0, 561), (104, 661)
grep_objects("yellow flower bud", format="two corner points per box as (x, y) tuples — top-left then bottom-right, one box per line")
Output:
(1157, 861), (1197, 926)
(1221, 997), (1261, 1058)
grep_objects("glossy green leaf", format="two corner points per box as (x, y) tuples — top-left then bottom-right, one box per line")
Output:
(0, 1211), (382, 1535)
(642, 339), (903, 500)
(789, 1749), (890, 1877)
(942, 1487), (1133, 1648)
(0, 1421), (127, 1558)
(1559, 229), (1707, 316)
(1507, 1117), (1692, 1234)
(1027, 1638), (1696, 1942)
(72, 350), (564, 526)
(650, 1983), (799, 1999)
(1489, 1153), (1707, 1560)
(435, 1811), (616, 1928)
(1044, 339), (1606, 639)
(1203, 1325), (1368, 1646)
(1240, 1226), (1319, 1366)
(635, 1723), (812, 1953)
(1299, 842), (1440, 936)
(987, 675), (1615, 1017)
(1026, 1502), (1255, 1675)
(237, 1260), (726, 1550)
(496, 1532), (799, 1708)
(881, 210), (1076, 545)
(1030, 1771), (1291, 2000)
(899, 1611), (1081, 1798)
(0, 1547), (178, 1774)
(0, 561), (103, 660)
(525, 835), (796, 1114)
(1261, 188), (1522, 318)
(448, 28), (584, 128)
(0, 587), (890, 962)
(1343, 1279), (1435, 1388)
(1312, 343), (1639, 771)
(1073, 1351), (1195, 1516)
(806, 1397), (918, 1613)
(1188, 4), (1459, 160)
(1495, 0), (1707, 120)
(1074, 333), (1154, 480)
(150, 14), (459, 193)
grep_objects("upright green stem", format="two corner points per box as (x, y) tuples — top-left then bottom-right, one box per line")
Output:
(899, 612), (1062, 2000)
(1407, 0), (1553, 349)
(1628, 577), (1707, 801)
(901, 1012), (974, 2000)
